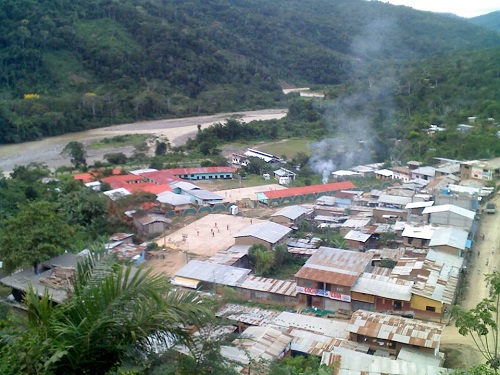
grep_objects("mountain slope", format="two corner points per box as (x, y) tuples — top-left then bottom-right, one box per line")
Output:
(1, 0), (500, 144)
(469, 11), (500, 33)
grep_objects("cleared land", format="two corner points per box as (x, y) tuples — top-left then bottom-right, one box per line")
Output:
(149, 213), (265, 277)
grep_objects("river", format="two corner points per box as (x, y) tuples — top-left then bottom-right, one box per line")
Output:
(0, 109), (287, 173)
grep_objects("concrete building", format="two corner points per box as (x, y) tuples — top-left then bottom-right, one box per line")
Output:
(422, 204), (475, 231)
(460, 157), (500, 181)
(434, 190), (479, 211)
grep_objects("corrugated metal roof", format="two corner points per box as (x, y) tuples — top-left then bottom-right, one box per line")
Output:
(295, 247), (373, 287)
(238, 326), (292, 361)
(260, 181), (356, 200)
(401, 224), (436, 240)
(422, 204), (475, 219)
(238, 276), (297, 296)
(170, 181), (199, 191)
(103, 188), (132, 200)
(156, 191), (192, 206)
(321, 347), (452, 375)
(207, 245), (250, 266)
(409, 259), (460, 305)
(344, 230), (372, 243)
(271, 205), (311, 220)
(216, 304), (281, 326)
(285, 327), (340, 356)
(272, 311), (349, 338)
(233, 221), (292, 244)
(341, 218), (372, 228)
(429, 227), (468, 250)
(174, 260), (250, 286)
(187, 189), (224, 201)
(412, 166), (437, 177)
(378, 194), (413, 206)
(351, 273), (413, 301)
(405, 201), (434, 209)
(346, 310), (445, 349)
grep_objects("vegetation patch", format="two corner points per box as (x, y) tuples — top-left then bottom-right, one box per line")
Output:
(90, 134), (149, 149)
(255, 138), (312, 160)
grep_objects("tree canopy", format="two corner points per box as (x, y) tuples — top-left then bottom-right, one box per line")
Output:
(0, 251), (214, 375)
(0, 200), (77, 273)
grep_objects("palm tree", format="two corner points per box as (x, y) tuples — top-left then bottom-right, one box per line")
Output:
(0, 251), (213, 375)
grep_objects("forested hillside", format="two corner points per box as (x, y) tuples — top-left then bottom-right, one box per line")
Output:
(1, 0), (500, 144)
(470, 11), (500, 33)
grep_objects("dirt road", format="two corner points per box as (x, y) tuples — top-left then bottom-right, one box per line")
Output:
(440, 192), (500, 368)
(0, 109), (287, 172)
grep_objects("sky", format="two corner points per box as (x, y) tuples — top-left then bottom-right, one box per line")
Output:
(381, 0), (500, 18)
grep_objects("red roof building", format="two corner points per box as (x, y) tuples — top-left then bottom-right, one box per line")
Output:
(257, 181), (356, 206)
(164, 166), (237, 180)
(140, 170), (181, 185)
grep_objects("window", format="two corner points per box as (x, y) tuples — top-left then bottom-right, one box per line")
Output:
(393, 301), (402, 310)
(426, 306), (436, 312)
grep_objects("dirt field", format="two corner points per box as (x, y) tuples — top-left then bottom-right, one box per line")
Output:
(440, 192), (500, 369)
(147, 213), (265, 277)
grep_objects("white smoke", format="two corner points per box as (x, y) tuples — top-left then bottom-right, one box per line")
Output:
(308, 16), (396, 178)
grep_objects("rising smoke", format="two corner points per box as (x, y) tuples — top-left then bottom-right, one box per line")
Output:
(308, 17), (397, 183)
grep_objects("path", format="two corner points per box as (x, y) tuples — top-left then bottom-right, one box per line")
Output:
(440, 192), (500, 368)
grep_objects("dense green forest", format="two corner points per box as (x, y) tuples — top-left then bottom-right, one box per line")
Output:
(1, 0), (500, 145)
(470, 11), (500, 32)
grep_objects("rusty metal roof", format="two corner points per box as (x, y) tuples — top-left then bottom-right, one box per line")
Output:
(351, 273), (413, 301)
(346, 310), (445, 349)
(390, 251), (462, 305)
(295, 247), (373, 287)
(321, 347), (452, 375)
(238, 276), (297, 296)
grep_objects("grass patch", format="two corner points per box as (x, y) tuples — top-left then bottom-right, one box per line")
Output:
(256, 138), (311, 160)
(268, 259), (306, 280)
(90, 134), (148, 149)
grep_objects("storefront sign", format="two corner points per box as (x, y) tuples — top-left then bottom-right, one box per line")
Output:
(296, 286), (351, 302)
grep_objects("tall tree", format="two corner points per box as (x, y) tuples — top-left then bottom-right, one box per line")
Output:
(0, 251), (213, 375)
(454, 272), (500, 374)
(0, 200), (76, 273)
(61, 141), (87, 170)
